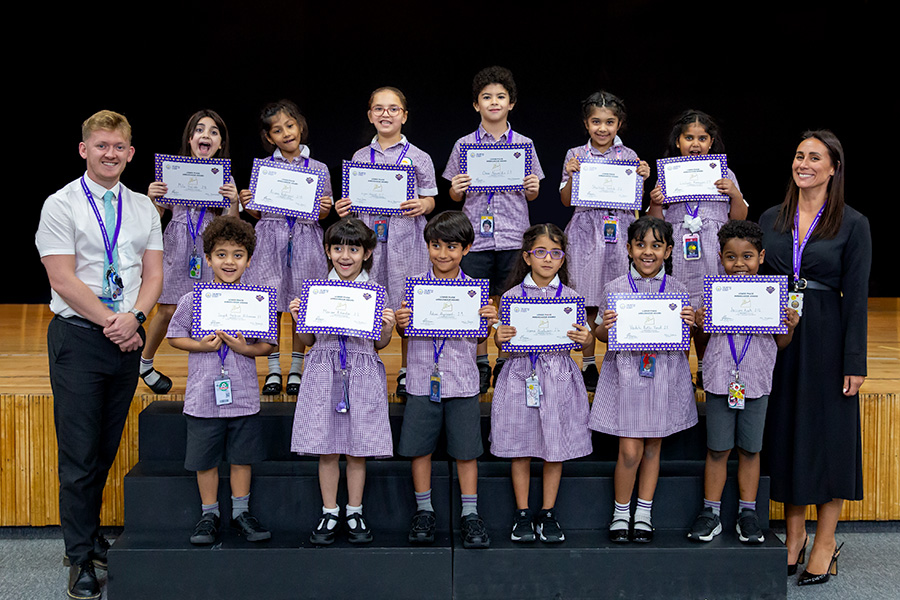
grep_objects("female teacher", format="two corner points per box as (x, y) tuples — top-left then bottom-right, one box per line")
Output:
(759, 130), (871, 586)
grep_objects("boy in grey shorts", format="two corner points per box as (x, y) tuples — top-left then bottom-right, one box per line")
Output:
(395, 211), (498, 549)
(687, 220), (799, 544)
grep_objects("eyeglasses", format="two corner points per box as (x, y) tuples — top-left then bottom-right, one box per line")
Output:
(370, 105), (404, 117)
(527, 248), (565, 260)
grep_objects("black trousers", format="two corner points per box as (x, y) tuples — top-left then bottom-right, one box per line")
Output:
(47, 316), (143, 565)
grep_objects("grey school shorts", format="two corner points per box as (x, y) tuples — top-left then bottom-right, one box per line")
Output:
(705, 392), (769, 454)
(184, 413), (265, 471)
(398, 394), (484, 461)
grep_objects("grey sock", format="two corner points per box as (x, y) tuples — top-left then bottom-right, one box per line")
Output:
(201, 502), (220, 517)
(461, 494), (478, 517)
(232, 494), (249, 519)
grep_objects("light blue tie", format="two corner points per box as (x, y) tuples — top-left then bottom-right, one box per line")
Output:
(102, 190), (121, 308)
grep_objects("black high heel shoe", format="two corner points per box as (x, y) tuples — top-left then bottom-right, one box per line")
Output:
(798, 542), (843, 586)
(787, 534), (809, 576)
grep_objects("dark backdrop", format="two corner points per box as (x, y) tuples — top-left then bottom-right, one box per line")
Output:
(13, 1), (888, 303)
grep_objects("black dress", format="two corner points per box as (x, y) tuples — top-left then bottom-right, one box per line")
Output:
(760, 204), (871, 505)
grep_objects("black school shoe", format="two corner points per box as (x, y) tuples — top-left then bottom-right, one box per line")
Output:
(461, 513), (491, 549)
(310, 512), (340, 545)
(63, 534), (110, 569)
(140, 367), (173, 394)
(510, 508), (536, 543)
(582, 363), (599, 393)
(408, 509), (436, 544)
(190, 513), (220, 545)
(535, 508), (566, 543)
(231, 511), (272, 542)
(67, 561), (101, 600)
(608, 518), (631, 543)
(396, 372), (407, 398)
(285, 372), (302, 395)
(346, 511), (374, 544)
(262, 372), (282, 395)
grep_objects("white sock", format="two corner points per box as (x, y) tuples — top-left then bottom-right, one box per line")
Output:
(611, 501), (630, 530)
(634, 498), (653, 531)
(322, 505), (339, 529)
(346, 504), (363, 528)
(267, 353), (281, 375)
(582, 356), (596, 371)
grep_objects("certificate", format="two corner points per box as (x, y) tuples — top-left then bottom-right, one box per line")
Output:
(571, 158), (643, 210)
(656, 154), (729, 204)
(459, 143), (533, 193)
(295, 279), (386, 340)
(341, 161), (415, 215)
(154, 154), (231, 208)
(191, 283), (278, 339)
(499, 296), (586, 353)
(245, 158), (325, 219)
(702, 275), (789, 334)
(607, 293), (691, 351)
(403, 277), (491, 338)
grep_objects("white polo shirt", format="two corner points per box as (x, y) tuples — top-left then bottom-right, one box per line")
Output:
(35, 173), (163, 317)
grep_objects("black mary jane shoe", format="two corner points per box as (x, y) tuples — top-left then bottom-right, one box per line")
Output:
(141, 367), (173, 394)
(285, 372), (302, 395)
(631, 522), (654, 543)
(262, 372), (283, 395)
(608, 519), (631, 544)
(798, 542), (843, 586)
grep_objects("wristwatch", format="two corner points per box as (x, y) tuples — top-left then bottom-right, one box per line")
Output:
(130, 308), (146, 324)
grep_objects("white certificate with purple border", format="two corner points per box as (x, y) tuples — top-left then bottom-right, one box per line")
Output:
(500, 296), (586, 353)
(702, 275), (789, 334)
(571, 158), (643, 210)
(657, 154), (729, 204)
(295, 279), (386, 340)
(460, 143), (533, 193)
(192, 283), (278, 339)
(154, 154), (231, 208)
(245, 158), (324, 219)
(341, 161), (415, 215)
(404, 277), (491, 338)
(607, 293), (691, 351)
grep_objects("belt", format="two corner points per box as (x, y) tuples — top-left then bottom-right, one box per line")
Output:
(793, 278), (835, 292)
(55, 314), (104, 331)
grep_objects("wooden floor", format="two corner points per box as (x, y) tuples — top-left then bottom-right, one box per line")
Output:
(1, 299), (898, 396)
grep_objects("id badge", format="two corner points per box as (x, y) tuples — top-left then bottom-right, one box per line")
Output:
(214, 375), (233, 406)
(639, 352), (657, 378)
(728, 380), (746, 410)
(336, 368), (350, 413)
(374, 218), (388, 243)
(526, 373), (542, 408)
(106, 266), (124, 301)
(683, 234), (701, 260)
(479, 214), (494, 237)
(429, 366), (442, 403)
(603, 217), (618, 243)
(189, 248), (203, 279)
(788, 292), (804, 317)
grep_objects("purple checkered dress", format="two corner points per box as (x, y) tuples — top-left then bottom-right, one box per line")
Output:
(290, 273), (392, 458)
(349, 137), (436, 310)
(562, 143), (640, 307)
(589, 271), (697, 438)
(242, 148), (331, 313)
(167, 291), (277, 418)
(663, 168), (741, 307)
(703, 332), (777, 399)
(442, 124), (545, 252)
(157, 204), (217, 304)
(490, 276), (593, 462)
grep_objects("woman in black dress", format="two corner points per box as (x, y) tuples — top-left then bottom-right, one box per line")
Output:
(760, 130), (871, 585)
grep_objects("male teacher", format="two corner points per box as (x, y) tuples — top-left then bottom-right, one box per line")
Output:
(35, 110), (163, 600)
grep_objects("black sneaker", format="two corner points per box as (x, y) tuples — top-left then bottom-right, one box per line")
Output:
(736, 508), (765, 544)
(190, 513), (220, 545)
(535, 508), (565, 543)
(582, 363), (599, 392)
(477, 362), (491, 394)
(461, 513), (491, 549)
(408, 510), (436, 544)
(396, 372), (407, 398)
(492, 360), (506, 388)
(687, 507), (722, 542)
(346, 511), (374, 544)
(68, 560), (100, 600)
(310, 511), (340, 545)
(230, 511), (272, 542)
(510, 508), (536, 543)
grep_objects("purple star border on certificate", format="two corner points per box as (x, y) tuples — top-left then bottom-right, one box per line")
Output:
(656, 154), (729, 205)
(244, 158), (325, 220)
(702, 275), (789, 335)
(499, 295), (586, 354)
(340, 161), (416, 216)
(295, 279), (386, 341)
(153, 153), (232, 209)
(190, 282), (278, 340)
(571, 157), (643, 210)
(459, 143), (533, 194)
(607, 292), (691, 352)
(403, 277), (491, 338)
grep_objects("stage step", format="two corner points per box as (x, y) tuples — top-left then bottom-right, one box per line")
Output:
(138, 400), (711, 463)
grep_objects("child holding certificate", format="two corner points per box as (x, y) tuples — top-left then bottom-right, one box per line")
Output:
(288, 218), (396, 545)
(140, 109), (241, 395)
(559, 91), (651, 392)
(647, 110), (747, 388)
(444, 66), (545, 394)
(590, 215), (697, 543)
(335, 86), (437, 399)
(492, 224), (593, 544)
(241, 100), (333, 397)
(687, 220), (798, 544)
(166, 216), (277, 545)
(395, 211), (498, 549)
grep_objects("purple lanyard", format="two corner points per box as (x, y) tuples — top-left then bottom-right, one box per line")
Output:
(338, 336), (349, 370)
(521, 279), (562, 369)
(187, 207), (207, 246)
(285, 157), (310, 229)
(792, 204), (825, 282)
(581, 142), (623, 160)
(727, 333), (752, 375)
(477, 128), (513, 206)
(80, 176), (122, 266)
(627, 271), (667, 294)
(427, 269), (466, 361)
(371, 141), (410, 165)
(217, 346), (229, 373)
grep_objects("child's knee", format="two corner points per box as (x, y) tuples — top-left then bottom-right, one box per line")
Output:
(707, 448), (731, 462)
